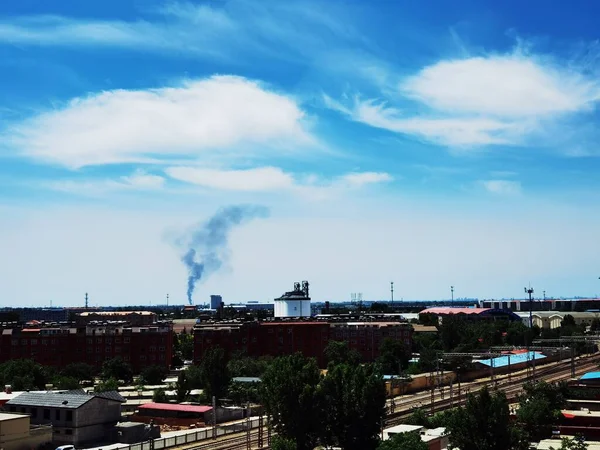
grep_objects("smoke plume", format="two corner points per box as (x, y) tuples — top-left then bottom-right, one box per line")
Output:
(178, 205), (269, 304)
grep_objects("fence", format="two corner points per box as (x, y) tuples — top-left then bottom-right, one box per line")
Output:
(117, 417), (264, 450)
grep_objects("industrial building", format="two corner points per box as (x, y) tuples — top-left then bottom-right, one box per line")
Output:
(193, 319), (413, 367)
(514, 311), (600, 329)
(419, 307), (521, 324)
(274, 281), (311, 318)
(0, 315), (173, 372)
(480, 298), (600, 312)
(5, 390), (125, 446)
(0, 412), (52, 450)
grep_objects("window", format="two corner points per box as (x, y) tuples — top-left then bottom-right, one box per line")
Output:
(55, 409), (61, 420)
(65, 429), (73, 435)
(11, 339), (18, 346)
(115, 337), (121, 344)
(31, 339), (38, 345)
(140, 355), (146, 361)
(9, 406), (16, 412)
(87, 348), (92, 353)
(43, 409), (50, 420)
(115, 347), (121, 353)
(97, 338), (103, 344)
(96, 347), (101, 353)
(87, 338), (93, 344)
(105, 346), (111, 353)
(21, 339), (27, 345)
(159, 346), (165, 351)
(31, 408), (37, 418)
(42, 339), (48, 345)
(66, 411), (73, 422)
(124, 337), (130, 343)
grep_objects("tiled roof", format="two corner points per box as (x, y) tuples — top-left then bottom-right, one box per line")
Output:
(6, 389), (125, 408)
(6, 392), (94, 409)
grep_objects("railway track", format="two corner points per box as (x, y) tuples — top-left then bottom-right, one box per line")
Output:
(187, 427), (270, 450)
(385, 353), (600, 427)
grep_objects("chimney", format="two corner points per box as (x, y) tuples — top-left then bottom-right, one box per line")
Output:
(5, 385), (11, 394)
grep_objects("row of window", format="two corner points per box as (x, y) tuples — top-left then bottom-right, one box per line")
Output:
(9, 405), (73, 422)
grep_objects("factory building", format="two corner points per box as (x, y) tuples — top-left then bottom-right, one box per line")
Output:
(274, 281), (311, 318)
(479, 298), (600, 312)
(210, 295), (223, 310)
(419, 307), (520, 325)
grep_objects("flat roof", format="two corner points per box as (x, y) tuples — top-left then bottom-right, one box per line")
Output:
(384, 424), (423, 434)
(421, 307), (491, 315)
(138, 403), (212, 414)
(581, 372), (600, 380)
(0, 412), (28, 421)
(477, 351), (546, 368)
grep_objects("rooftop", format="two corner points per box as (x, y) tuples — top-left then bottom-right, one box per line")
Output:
(138, 403), (212, 414)
(6, 390), (124, 409)
(0, 412), (28, 421)
(477, 351), (546, 368)
(580, 371), (600, 380)
(421, 307), (491, 315)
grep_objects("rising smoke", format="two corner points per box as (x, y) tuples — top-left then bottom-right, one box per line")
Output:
(177, 205), (269, 304)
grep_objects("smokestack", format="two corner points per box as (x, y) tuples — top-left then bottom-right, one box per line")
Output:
(174, 205), (269, 305)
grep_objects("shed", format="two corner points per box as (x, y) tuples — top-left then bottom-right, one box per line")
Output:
(137, 403), (212, 420)
(476, 351), (546, 368)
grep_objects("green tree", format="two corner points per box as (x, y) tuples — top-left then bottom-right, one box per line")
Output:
(517, 381), (567, 441)
(227, 355), (272, 378)
(319, 363), (386, 450)
(405, 408), (431, 427)
(261, 353), (322, 450)
(175, 371), (189, 403)
(153, 388), (169, 403)
(550, 435), (588, 450)
(445, 386), (527, 450)
(139, 365), (168, 385)
(270, 436), (297, 450)
(61, 363), (96, 384)
(95, 378), (119, 392)
(377, 338), (409, 374)
(0, 359), (52, 390)
(199, 347), (230, 404)
(101, 357), (133, 384)
(377, 432), (428, 450)
(324, 340), (361, 367)
(52, 376), (81, 390)
(228, 381), (261, 405)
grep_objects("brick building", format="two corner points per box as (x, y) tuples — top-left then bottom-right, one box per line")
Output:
(193, 320), (413, 367)
(0, 321), (173, 373)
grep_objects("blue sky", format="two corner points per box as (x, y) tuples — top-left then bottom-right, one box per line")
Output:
(1, 0), (600, 306)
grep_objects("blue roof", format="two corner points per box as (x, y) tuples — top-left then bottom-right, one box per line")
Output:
(580, 372), (600, 380)
(477, 351), (546, 368)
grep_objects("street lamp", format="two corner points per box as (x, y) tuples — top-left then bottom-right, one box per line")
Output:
(525, 287), (534, 328)
(451, 286), (454, 306)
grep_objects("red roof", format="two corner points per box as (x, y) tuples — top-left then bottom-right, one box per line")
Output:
(420, 308), (491, 315)
(139, 403), (212, 413)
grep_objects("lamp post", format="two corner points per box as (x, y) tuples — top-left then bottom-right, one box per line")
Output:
(451, 286), (454, 306)
(525, 287), (534, 329)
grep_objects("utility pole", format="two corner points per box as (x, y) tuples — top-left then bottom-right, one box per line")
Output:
(391, 281), (394, 305)
(451, 286), (454, 306)
(543, 290), (546, 301)
(166, 293), (169, 307)
(525, 287), (534, 328)
(85, 292), (88, 309)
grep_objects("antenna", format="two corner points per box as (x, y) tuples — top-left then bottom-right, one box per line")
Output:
(85, 292), (88, 309)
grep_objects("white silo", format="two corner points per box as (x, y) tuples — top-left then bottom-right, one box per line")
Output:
(274, 281), (311, 318)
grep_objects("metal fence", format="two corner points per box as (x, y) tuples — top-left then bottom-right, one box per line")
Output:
(118, 417), (264, 450)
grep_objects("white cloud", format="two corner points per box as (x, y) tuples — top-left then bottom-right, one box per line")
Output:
(165, 166), (294, 192)
(49, 170), (165, 196)
(339, 171), (393, 187)
(8, 76), (311, 168)
(481, 180), (522, 195)
(402, 56), (600, 118)
(327, 52), (600, 148)
(165, 165), (393, 197)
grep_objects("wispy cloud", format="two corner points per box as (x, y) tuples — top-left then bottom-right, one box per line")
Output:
(49, 170), (165, 196)
(0, 1), (359, 63)
(6, 75), (312, 168)
(480, 179), (522, 195)
(165, 166), (393, 195)
(326, 50), (600, 150)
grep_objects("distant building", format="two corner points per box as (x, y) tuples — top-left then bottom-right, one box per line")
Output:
(0, 412), (52, 450)
(5, 390), (125, 446)
(75, 311), (157, 327)
(193, 319), (413, 367)
(480, 298), (600, 312)
(210, 295), (223, 310)
(419, 307), (520, 325)
(0, 320), (173, 372)
(274, 281), (311, 318)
